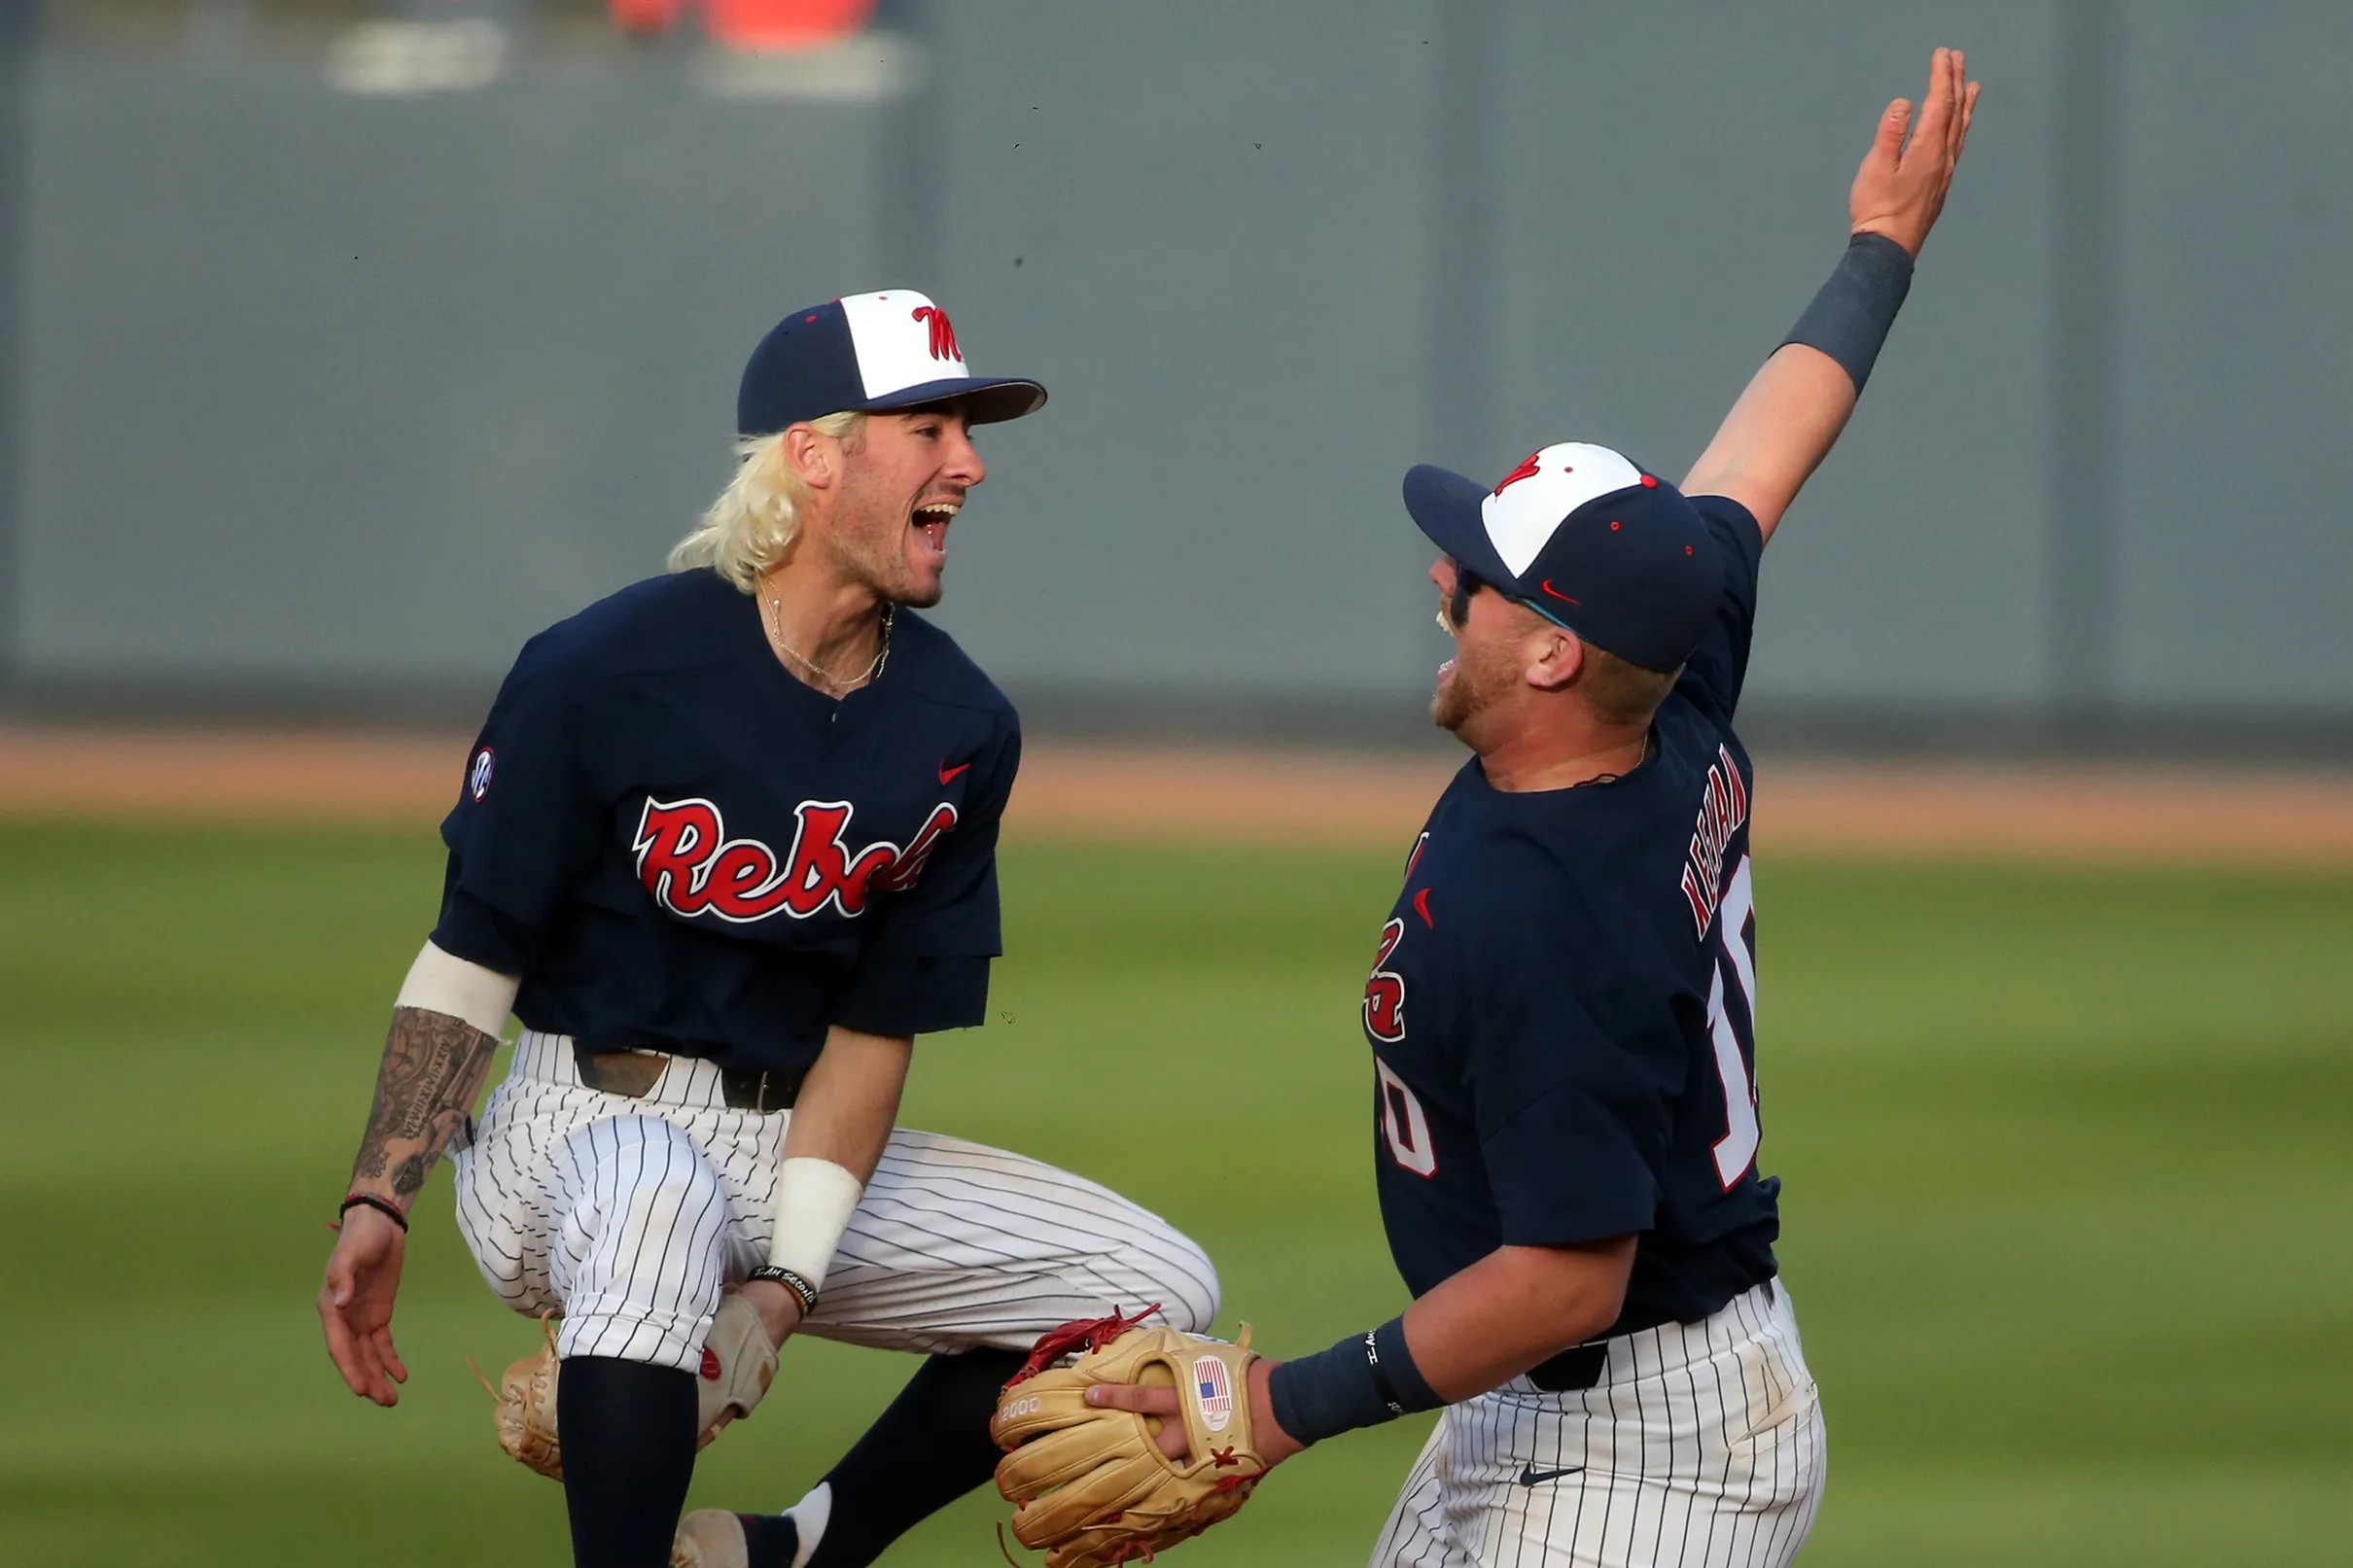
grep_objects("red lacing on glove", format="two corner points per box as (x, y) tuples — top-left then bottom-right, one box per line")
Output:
(1001, 1303), (1162, 1389)
(1209, 1446), (1238, 1468)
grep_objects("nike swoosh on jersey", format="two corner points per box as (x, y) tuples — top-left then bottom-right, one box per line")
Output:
(1517, 1465), (1584, 1486)
(938, 761), (972, 784)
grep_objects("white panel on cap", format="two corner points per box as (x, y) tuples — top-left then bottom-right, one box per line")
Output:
(1479, 442), (1645, 576)
(837, 289), (974, 401)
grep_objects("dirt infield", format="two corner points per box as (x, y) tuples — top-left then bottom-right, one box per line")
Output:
(1, 722), (2348, 867)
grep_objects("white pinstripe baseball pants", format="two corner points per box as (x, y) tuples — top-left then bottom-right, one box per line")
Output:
(1369, 1282), (1825, 1568)
(449, 1030), (1220, 1372)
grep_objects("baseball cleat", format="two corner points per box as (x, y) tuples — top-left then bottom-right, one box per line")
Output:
(671, 1510), (749, 1568)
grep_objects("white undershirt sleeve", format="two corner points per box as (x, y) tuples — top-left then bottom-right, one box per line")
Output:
(394, 941), (521, 1037)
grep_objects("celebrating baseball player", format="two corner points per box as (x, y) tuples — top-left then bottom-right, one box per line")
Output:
(989, 49), (1979, 1568)
(313, 291), (1221, 1568)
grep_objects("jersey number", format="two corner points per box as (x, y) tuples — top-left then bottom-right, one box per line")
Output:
(1706, 854), (1761, 1188)
(1375, 1057), (1438, 1178)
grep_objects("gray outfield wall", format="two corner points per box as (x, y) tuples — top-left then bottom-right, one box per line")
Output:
(5, 2), (2350, 751)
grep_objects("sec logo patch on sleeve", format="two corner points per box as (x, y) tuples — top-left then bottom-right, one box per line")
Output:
(469, 747), (496, 802)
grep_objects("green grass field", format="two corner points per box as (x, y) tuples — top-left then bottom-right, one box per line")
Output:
(2, 820), (2348, 1566)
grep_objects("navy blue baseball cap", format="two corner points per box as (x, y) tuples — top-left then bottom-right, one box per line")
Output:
(737, 289), (1047, 436)
(1403, 442), (1721, 672)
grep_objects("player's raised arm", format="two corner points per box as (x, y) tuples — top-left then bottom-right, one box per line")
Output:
(1680, 47), (1981, 544)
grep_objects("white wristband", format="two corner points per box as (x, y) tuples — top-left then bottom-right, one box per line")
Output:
(766, 1157), (864, 1291)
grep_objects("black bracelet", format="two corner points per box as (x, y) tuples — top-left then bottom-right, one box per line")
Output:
(1780, 231), (1914, 392)
(338, 1193), (409, 1233)
(747, 1265), (819, 1315)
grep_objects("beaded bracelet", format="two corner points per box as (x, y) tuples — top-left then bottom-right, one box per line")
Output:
(747, 1264), (820, 1316)
(338, 1193), (410, 1233)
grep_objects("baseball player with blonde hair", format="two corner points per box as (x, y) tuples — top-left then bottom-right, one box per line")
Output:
(316, 291), (1219, 1568)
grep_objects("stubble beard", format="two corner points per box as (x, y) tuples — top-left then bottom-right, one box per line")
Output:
(834, 494), (942, 609)
(1434, 630), (1528, 749)
(1430, 658), (1486, 739)
(1430, 677), (1470, 735)
(880, 565), (944, 610)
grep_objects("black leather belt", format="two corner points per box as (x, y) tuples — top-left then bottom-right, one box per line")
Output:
(1527, 1343), (1609, 1392)
(1528, 1279), (1776, 1392)
(573, 1046), (802, 1114)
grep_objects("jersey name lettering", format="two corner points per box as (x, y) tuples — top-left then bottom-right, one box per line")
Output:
(1677, 745), (1750, 937)
(633, 795), (958, 923)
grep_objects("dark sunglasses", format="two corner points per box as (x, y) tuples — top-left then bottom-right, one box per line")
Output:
(1447, 560), (1577, 636)
(1448, 565), (1485, 628)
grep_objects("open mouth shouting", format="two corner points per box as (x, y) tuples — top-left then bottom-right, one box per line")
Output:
(911, 496), (962, 565)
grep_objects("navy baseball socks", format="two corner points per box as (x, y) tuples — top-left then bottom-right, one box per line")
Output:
(685, 1345), (1028, 1568)
(557, 1356), (699, 1568)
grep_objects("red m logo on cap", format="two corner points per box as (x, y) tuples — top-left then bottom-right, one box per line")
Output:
(912, 305), (963, 363)
(1493, 451), (1543, 496)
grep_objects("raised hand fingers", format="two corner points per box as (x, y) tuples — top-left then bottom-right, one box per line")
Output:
(1911, 47), (1954, 158)
(1865, 97), (1913, 179)
(1946, 51), (1970, 160)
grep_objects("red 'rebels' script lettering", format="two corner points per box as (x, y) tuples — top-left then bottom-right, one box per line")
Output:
(911, 305), (963, 363)
(632, 796), (960, 923)
(1362, 917), (1407, 1044)
(873, 803), (959, 893)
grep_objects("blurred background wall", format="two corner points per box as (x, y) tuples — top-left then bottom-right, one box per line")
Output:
(3, 0), (2347, 754)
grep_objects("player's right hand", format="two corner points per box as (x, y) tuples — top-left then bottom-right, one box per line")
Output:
(1848, 46), (1982, 258)
(319, 1202), (410, 1407)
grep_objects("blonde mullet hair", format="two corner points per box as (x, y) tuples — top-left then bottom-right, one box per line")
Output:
(668, 410), (867, 590)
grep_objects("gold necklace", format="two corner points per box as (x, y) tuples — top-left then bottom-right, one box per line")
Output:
(1568, 731), (1652, 788)
(760, 589), (894, 690)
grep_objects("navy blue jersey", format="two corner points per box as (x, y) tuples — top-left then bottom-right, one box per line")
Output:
(1362, 497), (1773, 1337)
(430, 568), (1018, 1073)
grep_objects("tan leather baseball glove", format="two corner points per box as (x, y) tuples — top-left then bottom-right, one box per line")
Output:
(992, 1307), (1268, 1568)
(472, 1297), (778, 1481)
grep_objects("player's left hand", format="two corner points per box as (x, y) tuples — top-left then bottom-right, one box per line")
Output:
(1848, 46), (1982, 257)
(319, 1201), (410, 1407)
(1084, 1357), (1307, 1468)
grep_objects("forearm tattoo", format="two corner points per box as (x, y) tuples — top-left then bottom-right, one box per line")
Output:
(350, 1006), (500, 1203)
